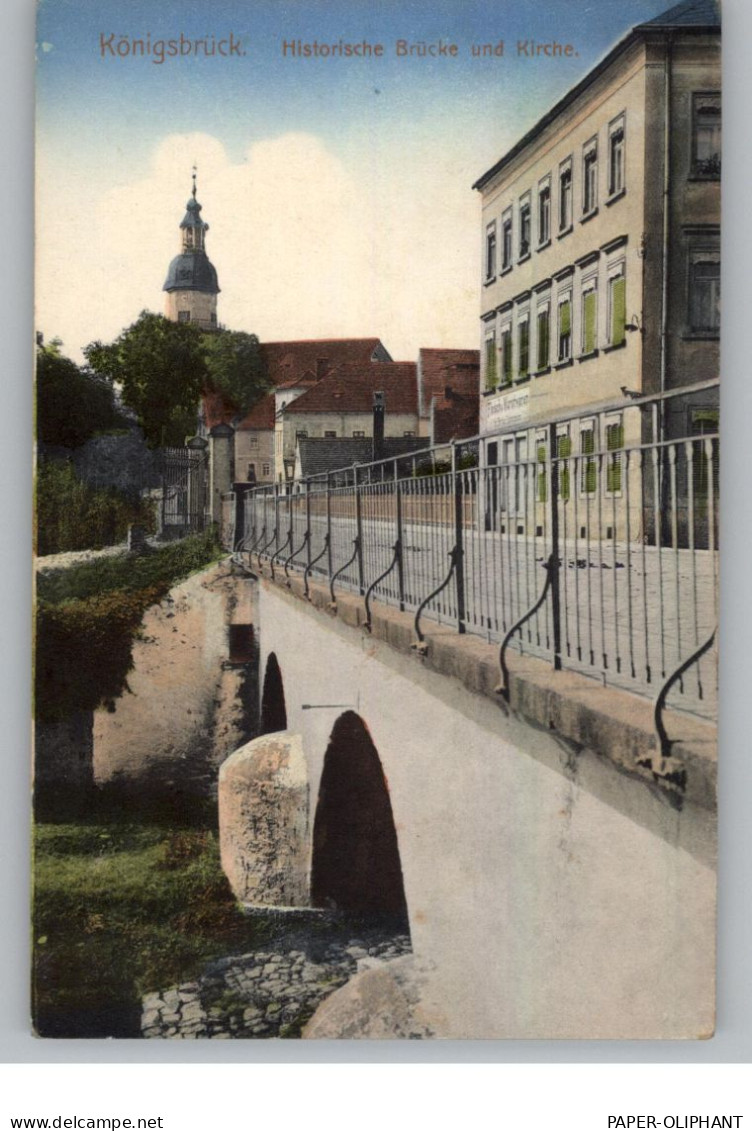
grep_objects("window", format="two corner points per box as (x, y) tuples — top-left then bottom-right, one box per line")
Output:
(262, 463), (271, 476)
(324, 430), (337, 438)
(608, 116), (625, 197)
(518, 317), (530, 379)
(210, 312), (217, 325)
(559, 161), (572, 232)
(558, 296), (572, 361)
(247, 463), (256, 481)
(689, 255), (720, 333)
(501, 326), (513, 384)
(177, 310), (191, 322)
(485, 222), (497, 280)
(296, 430), (308, 441)
(692, 94), (721, 177)
(403, 431), (416, 437)
(557, 428), (572, 501)
(353, 430), (365, 437)
(519, 197), (531, 259)
(247, 435), (259, 448)
(605, 415), (624, 495)
(580, 420), (597, 495)
(583, 140), (598, 215)
(502, 210), (513, 270)
(609, 271), (627, 346)
(536, 305), (550, 370)
(582, 284), (598, 355)
(538, 180), (551, 246)
(536, 432), (548, 503)
(690, 408), (719, 501)
(484, 332), (498, 391)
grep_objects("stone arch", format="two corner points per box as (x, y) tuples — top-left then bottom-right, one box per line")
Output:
(260, 651), (287, 734)
(311, 711), (407, 915)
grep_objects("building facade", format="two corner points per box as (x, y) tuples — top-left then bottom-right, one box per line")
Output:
(473, 0), (720, 536)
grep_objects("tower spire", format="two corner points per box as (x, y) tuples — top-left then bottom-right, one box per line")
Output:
(192, 163), (197, 200)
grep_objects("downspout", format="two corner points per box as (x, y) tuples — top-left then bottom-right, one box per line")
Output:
(659, 32), (674, 440)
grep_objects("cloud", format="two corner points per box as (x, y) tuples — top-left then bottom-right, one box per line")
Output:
(36, 130), (479, 362)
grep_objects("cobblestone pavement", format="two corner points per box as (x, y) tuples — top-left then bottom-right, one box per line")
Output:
(141, 930), (411, 1039)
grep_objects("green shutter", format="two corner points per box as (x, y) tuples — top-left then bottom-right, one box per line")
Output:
(537, 311), (549, 370)
(611, 276), (626, 346)
(583, 291), (597, 354)
(502, 331), (513, 383)
(557, 434), (571, 501)
(519, 322), (529, 378)
(537, 444), (547, 503)
(485, 337), (497, 390)
(581, 428), (596, 494)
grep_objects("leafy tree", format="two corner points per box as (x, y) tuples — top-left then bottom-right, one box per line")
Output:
(85, 312), (206, 447)
(36, 340), (127, 449)
(85, 314), (270, 446)
(202, 329), (267, 418)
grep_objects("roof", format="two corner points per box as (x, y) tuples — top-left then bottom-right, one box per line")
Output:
(297, 436), (429, 478)
(180, 196), (208, 230)
(236, 392), (276, 432)
(473, 0), (720, 192)
(638, 0), (720, 28)
(284, 362), (418, 416)
(163, 251), (220, 294)
(418, 349), (479, 417)
(261, 339), (391, 388)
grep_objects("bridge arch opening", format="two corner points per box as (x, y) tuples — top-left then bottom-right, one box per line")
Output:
(311, 711), (407, 916)
(260, 652), (287, 734)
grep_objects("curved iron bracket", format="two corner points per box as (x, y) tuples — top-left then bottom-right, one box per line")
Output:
(363, 539), (401, 633)
(256, 526), (278, 571)
(270, 528), (292, 581)
(284, 530), (310, 583)
(304, 534), (330, 601)
(640, 626), (717, 790)
(411, 544), (461, 655)
(329, 536), (360, 611)
(496, 555), (554, 701)
(232, 523), (256, 556)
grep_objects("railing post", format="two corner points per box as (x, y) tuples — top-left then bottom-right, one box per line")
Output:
(305, 478), (312, 570)
(548, 421), (562, 670)
(232, 481), (251, 550)
(395, 459), (405, 611)
(452, 441), (466, 634)
(326, 473), (333, 579)
(354, 464), (365, 595)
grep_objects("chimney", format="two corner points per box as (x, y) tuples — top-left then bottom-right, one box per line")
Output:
(372, 391), (385, 462)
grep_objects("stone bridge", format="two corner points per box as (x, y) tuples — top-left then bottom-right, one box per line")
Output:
(218, 560), (716, 1040)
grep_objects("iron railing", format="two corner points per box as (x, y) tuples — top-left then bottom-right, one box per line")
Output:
(158, 445), (209, 535)
(226, 381), (719, 726)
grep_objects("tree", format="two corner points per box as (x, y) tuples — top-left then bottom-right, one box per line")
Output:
(36, 340), (127, 449)
(202, 329), (267, 418)
(85, 313), (270, 446)
(85, 312), (206, 447)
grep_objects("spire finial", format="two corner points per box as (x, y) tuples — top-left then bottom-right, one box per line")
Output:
(192, 163), (197, 199)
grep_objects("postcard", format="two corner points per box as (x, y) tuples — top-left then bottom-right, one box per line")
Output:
(33, 0), (720, 1040)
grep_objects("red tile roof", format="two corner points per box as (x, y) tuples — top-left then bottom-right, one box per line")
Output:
(202, 390), (236, 430)
(262, 339), (391, 388)
(284, 362), (418, 416)
(236, 392), (276, 432)
(418, 349), (480, 418)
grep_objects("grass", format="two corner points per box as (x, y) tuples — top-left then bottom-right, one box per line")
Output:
(32, 820), (272, 1038)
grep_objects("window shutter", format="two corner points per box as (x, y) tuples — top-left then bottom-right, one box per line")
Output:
(502, 331), (513, 383)
(611, 276), (626, 346)
(537, 444), (547, 503)
(519, 321), (529, 378)
(537, 311), (549, 369)
(485, 337), (497, 390)
(583, 291), (596, 353)
(560, 299), (571, 337)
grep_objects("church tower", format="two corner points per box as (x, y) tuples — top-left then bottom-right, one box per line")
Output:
(163, 169), (220, 330)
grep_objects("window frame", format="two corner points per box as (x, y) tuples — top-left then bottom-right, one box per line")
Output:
(485, 220), (497, 281)
(558, 158), (573, 235)
(691, 92), (721, 179)
(606, 259), (627, 349)
(501, 208), (513, 272)
(607, 113), (626, 201)
(518, 193), (532, 261)
(604, 412), (624, 497)
(582, 137), (599, 219)
(685, 231), (720, 338)
(537, 176), (552, 248)
(557, 291), (573, 363)
(580, 274), (599, 358)
(579, 418), (598, 497)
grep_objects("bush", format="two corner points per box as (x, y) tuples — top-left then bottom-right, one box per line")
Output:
(35, 531), (223, 722)
(36, 462), (156, 556)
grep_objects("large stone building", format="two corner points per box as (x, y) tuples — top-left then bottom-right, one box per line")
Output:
(473, 0), (720, 505)
(163, 171), (221, 331)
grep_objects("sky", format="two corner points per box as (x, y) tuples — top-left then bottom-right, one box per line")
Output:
(36, 0), (677, 363)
